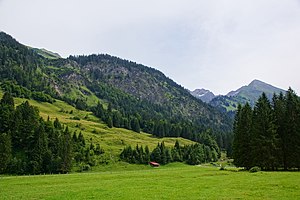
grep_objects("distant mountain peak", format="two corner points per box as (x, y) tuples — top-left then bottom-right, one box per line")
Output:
(209, 80), (286, 114)
(190, 88), (215, 103)
(249, 79), (273, 88)
(227, 79), (284, 97)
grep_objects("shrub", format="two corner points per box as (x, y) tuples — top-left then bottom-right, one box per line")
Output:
(78, 163), (91, 172)
(249, 166), (261, 173)
(219, 165), (225, 170)
(72, 116), (81, 120)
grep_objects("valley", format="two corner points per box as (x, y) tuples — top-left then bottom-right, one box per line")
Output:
(1, 31), (300, 199)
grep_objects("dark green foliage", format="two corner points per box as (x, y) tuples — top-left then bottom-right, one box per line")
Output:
(0, 94), (107, 175)
(130, 117), (140, 133)
(107, 116), (113, 128)
(252, 93), (278, 170)
(249, 166), (261, 173)
(75, 98), (87, 110)
(60, 127), (73, 173)
(233, 90), (300, 170)
(233, 103), (253, 169)
(0, 132), (12, 173)
(279, 89), (300, 169)
(120, 141), (218, 166)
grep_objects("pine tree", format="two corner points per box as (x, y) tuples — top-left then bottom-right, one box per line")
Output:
(144, 145), (150, 163)
(131, 117), (140, 133)
(232, 103), (253, 169)
(0, 92), (15, 134)
(284, 88), (300, 169)
(30, 119), (48, 174)
(107, 116), (113, 128)
(60, 127), (73, 173)
(0, 132), (12, 173)
(252, 93), (278, 170)
(150, 144), (162, 163)
(78, 131), (85, 146)
(0, 92), (14, 107)
(273, 92), (286, 169)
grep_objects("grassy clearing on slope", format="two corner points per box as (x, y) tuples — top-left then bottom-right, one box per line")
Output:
(0, 90), (194, 161)
(0, 164), (299, 200)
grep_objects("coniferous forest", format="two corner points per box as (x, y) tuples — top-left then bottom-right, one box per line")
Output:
(0, 92), (105, 174)
(120, 141), (219, 166)
(233, 89), (300, 170)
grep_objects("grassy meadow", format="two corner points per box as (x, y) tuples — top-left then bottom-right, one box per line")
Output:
(0, 91), (194, 161)
(1, 163), (299, 200)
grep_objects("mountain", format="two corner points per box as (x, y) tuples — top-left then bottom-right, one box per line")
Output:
(190, 89), (215, 103)
(0, 32), (232, 145)
(227, 79), (285, 104)
(210, 79), (286, 114)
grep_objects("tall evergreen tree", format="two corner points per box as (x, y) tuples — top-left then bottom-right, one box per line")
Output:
(284, 88), (300, 169)
(60, 127), (73, 173)
(252, 93), (278, 170)
(0, 132), (12, 173)
(232, 103), (253, 169)
(30, 119), (48, 174)
(273, 92), (286, 169)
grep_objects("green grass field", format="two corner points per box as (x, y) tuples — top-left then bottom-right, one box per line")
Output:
(1, 163), (299, 200)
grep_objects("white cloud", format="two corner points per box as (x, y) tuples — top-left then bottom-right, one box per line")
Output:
(0, 0), (300, 94)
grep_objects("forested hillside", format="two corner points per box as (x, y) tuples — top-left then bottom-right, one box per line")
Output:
(0, 32), (233, 152)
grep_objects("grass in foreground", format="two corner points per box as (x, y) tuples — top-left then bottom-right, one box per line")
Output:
(1, 164), (299, 200)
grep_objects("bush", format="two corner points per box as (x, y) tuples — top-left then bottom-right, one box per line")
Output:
(219, 165), (225, 170)
(78, 163), (91, 172)
(72, 116), (81, 120)
(249, 166), (261, 173)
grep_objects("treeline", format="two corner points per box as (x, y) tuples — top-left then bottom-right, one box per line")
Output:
(1, 81), (54, 103)
(93, 101), (228, 155)
(120, 141), (219, 166)
(0, 93), (103, 174)
(233, 89), (300, 170)
(0, 32), (231, 155)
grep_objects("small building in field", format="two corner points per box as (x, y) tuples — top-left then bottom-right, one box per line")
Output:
(149, 161), (160, 167)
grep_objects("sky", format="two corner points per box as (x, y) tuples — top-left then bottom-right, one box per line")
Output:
(0, 0), (300, 95)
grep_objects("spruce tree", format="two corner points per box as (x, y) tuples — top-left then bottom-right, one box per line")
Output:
(60, 127), (73, 173)
(107, 116), (113, 128)
(252, 93), (278, 170)
(232, 103), (253, 169)
(0, 132), (12, 173)
(273, 92), (286, 169)
(284, 88), (300, 169)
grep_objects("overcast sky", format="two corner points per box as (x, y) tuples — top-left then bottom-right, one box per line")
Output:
(1, 0), (300, 95)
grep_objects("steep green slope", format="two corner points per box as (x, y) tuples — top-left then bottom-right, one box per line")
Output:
(0, 31), (232, 151)
(68, 55), (232, 131)
(0, 90), (194, 159)
(30, 47), (61, 60)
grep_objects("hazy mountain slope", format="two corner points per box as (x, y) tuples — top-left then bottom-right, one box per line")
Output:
(0, 32), (232, 136)
(227, 79), (285, 105)
(69, 55), (228, 122)
(190, 89), (215, 103)
(210, 80), (286, 113)
(31, 48), (61, 59)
